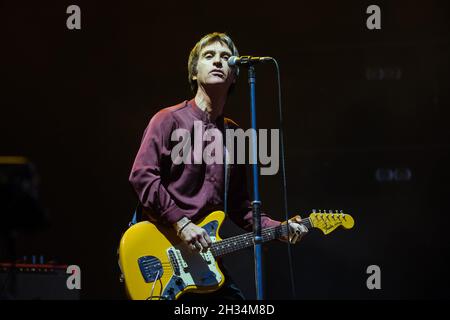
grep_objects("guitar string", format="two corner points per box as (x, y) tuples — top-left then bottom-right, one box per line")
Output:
(153, 229), (274, 266)
(210, 218), (315, 256)
(154, 224), (290, 265)
(210, 223), (290, 256)
(157, 215), (343, 262)
(214, 213), (343, 256)
(198, 214), (341, 256)
(188, 216), (318, 257)
(142, 216), (347, 290)
(213, 225), (286, 255)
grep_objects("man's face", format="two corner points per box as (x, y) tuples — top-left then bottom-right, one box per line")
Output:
(193, 41), (236, 92)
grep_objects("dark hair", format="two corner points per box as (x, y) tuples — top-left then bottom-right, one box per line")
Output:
(188, 32), (239, 93)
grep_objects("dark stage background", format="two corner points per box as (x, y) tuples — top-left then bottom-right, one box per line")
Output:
(1, 0), (450, 299)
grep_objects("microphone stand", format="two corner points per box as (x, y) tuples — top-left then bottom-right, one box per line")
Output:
(247, 64), (264, 300)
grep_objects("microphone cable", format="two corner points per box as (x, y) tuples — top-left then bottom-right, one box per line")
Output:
(270, 58), (297, 299)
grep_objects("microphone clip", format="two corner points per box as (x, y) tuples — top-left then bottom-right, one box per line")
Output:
(228, 55), (272, 67)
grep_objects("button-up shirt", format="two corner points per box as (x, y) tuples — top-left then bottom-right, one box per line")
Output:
(129, 99), (280, 231)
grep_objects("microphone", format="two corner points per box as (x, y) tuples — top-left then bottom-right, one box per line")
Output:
(228, 55), (272, 67)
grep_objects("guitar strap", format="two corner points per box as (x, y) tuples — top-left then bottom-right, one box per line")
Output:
(224, 119), (231, 214)
(129, 204), (141, 227)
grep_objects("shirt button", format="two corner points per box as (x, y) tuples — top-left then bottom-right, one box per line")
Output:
(210, 177), (216, 183)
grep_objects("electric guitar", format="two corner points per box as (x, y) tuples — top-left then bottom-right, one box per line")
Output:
(118, 210), (355, 300)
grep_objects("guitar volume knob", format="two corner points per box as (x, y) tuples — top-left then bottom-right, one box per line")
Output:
(175, 278), (183, 286)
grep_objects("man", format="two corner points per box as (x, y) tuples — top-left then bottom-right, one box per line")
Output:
(129, 32), (308, 300)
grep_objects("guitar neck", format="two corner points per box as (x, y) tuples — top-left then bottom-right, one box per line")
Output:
(210, 218), (312, 258)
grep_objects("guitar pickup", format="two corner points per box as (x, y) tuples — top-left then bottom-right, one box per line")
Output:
(174, 249), (188, 269)
(168, 250), (180, 276)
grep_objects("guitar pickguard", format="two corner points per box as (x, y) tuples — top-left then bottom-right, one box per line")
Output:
(162, 220), (222, 299)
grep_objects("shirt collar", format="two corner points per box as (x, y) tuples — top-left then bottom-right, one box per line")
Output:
(188, 98), (225, 126)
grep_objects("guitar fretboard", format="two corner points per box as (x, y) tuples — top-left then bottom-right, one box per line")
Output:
(210, 218), (312, 258)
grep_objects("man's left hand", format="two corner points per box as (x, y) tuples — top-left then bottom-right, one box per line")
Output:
(281, 216), (309, 244)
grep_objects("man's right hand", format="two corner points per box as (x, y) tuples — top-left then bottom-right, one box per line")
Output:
(173, 217), (212, 253)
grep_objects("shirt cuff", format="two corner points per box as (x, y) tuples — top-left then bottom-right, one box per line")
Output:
(261, 217), (282, 228)
(160, 203), (187, 225)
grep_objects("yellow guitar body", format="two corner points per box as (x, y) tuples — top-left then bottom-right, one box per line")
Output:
(118, 210), (226, 300)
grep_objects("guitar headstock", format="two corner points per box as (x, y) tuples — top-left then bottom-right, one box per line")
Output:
(308, 210), (355, 235)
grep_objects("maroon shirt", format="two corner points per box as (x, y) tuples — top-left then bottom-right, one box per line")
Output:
(129, 99), (281, 231)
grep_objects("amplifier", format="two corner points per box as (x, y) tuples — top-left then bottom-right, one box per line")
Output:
(0, 262), (80, 300)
